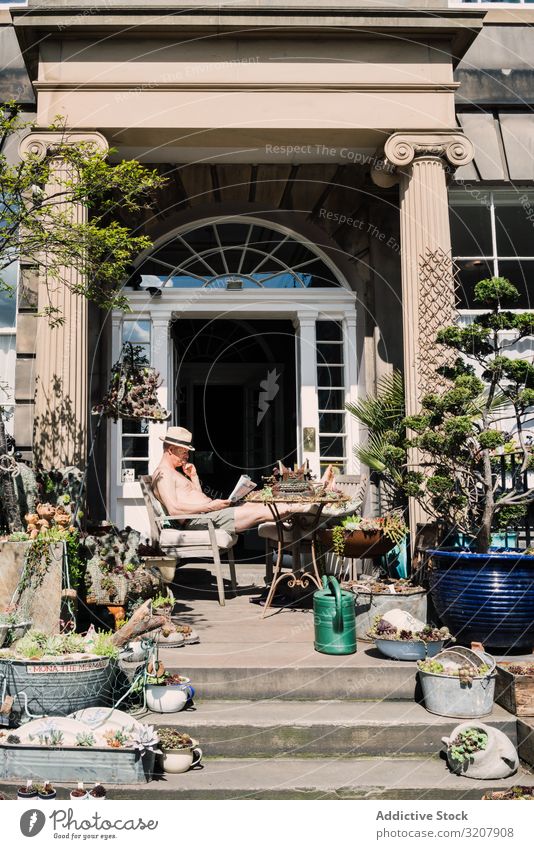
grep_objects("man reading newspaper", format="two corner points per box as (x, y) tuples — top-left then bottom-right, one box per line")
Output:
(151, 427), (337, 534)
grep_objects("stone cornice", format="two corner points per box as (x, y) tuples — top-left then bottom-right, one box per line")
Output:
(384, 131), (474, 170)
(19, 130), (109, 160)
(33, 81), (461, 94)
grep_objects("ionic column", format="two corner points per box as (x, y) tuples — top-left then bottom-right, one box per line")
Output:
(19, 131), (109, 468)
(383, 132), (474, 533)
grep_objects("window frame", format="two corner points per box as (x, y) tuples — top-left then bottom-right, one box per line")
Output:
(450, 189), (534, 312)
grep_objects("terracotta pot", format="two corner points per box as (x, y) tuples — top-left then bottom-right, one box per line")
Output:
(318, 528), (397, 558)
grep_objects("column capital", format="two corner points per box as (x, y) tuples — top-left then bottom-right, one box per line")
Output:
(384, 131), (474, 171)
(19, 129), (109, 161)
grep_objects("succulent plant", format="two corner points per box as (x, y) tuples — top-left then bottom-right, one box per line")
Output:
(131, 724), (159, 755)
(103, 729), (132, 749)
(75, 732), (96, 747)
(157, 728), (193, 751)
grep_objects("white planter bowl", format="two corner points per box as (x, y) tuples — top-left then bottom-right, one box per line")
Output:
(145, 683), (191, 713)
(161, 739), (202, 774)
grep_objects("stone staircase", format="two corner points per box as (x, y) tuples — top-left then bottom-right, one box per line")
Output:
(138, 648), (532, 800)
(1, 566), (533, 799)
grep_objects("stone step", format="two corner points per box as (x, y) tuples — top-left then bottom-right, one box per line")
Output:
(3, 756), (532, 800)
(159, 651), (420, 700)
(144, 700), (517, 757)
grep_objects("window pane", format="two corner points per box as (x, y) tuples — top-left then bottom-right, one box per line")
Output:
(317, 343), (343, 364)
(316, 320), (342, 341)
(317, 365), (344, 387)
(455, 259), (494, 308)
(320, 436), (345, 458)
(321, 462), (345, 477)
(122, 419), (149, 435)
(0, 335), (16, 403)
(122, 320), (150, 345)
(318, 389), (345, 410)
(122, 436), (149, 458)
(319, 412), (344, 432)
(121, 460), (149, 482)
(496, 261), (534, 309)
(450, 204), (493, 257)
(0, 262), (18, 329)
(495, 205), (534, 257)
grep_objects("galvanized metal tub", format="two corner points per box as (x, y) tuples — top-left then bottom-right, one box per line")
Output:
(419, 648), (497, 718)
(0, 656), (115, 719)
(353, 587), (427, 642)
(0, 744), (155, 784)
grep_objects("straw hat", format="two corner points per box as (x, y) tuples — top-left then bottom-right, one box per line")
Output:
(159, 426), (195, 451)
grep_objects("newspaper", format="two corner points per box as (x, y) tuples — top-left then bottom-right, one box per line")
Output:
(228, 474), (257, 503)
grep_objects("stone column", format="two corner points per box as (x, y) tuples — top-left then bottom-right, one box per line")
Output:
(382, 132), (474, 533)
(19, 131), (109, 468)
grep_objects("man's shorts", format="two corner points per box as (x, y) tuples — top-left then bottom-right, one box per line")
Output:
(184, 507), (236, 534)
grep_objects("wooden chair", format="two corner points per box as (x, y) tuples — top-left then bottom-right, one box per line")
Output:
(139, 475), (238, 606)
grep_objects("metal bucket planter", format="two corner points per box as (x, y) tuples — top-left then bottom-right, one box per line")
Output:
(353, 587), (427, 642)
(427, 549), (534, 651)
(375, 638), (445, 661)
(419, 648), (497, 718)
(0, 744), (155, 784)
(318, 529), (397, 559)
(0, 656), (115, 720)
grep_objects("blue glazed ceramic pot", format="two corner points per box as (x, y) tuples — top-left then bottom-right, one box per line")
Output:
(427, 549), (534, 651)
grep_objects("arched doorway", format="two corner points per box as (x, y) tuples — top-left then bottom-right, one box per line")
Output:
(111, 218), (358, 534)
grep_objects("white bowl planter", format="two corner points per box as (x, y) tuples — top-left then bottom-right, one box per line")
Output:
(145, 678), (194, 713)
(161, 739), (202, 774)
(442, 721), (519, 780)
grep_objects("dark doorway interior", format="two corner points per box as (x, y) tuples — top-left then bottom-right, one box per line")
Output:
(172, 317), (297, 512)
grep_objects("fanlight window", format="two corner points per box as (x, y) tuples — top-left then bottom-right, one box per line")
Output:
(136, 221), (341, 289)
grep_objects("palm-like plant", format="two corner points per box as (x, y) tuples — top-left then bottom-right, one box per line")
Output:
(346, 371), (408, 512)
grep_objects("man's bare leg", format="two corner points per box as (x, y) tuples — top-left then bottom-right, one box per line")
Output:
(233, 502), (317, 533)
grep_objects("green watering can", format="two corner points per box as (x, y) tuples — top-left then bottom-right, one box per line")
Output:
(313, 575), (357, 655)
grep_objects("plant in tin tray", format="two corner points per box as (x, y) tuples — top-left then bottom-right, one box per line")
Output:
(103, 729), (132, 749)
(75, 732), (96, 748)
(367, 615), (452, 643)
(403, 278), (534, 552)
(90, 630), (119, 659)
(447, 727), (488, 765)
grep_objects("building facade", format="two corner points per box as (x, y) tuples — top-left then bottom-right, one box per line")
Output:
(2, 1), (534, 536)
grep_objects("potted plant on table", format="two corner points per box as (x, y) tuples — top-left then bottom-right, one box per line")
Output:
(402, 278), (534, 651)
(157, 729), (202, 774)
(319, 512), (407, 559)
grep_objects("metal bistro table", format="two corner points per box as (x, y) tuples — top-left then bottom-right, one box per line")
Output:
(246, 490), (347, 617)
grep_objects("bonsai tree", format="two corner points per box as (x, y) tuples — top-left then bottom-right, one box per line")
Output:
(404, 277), (534, 552)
